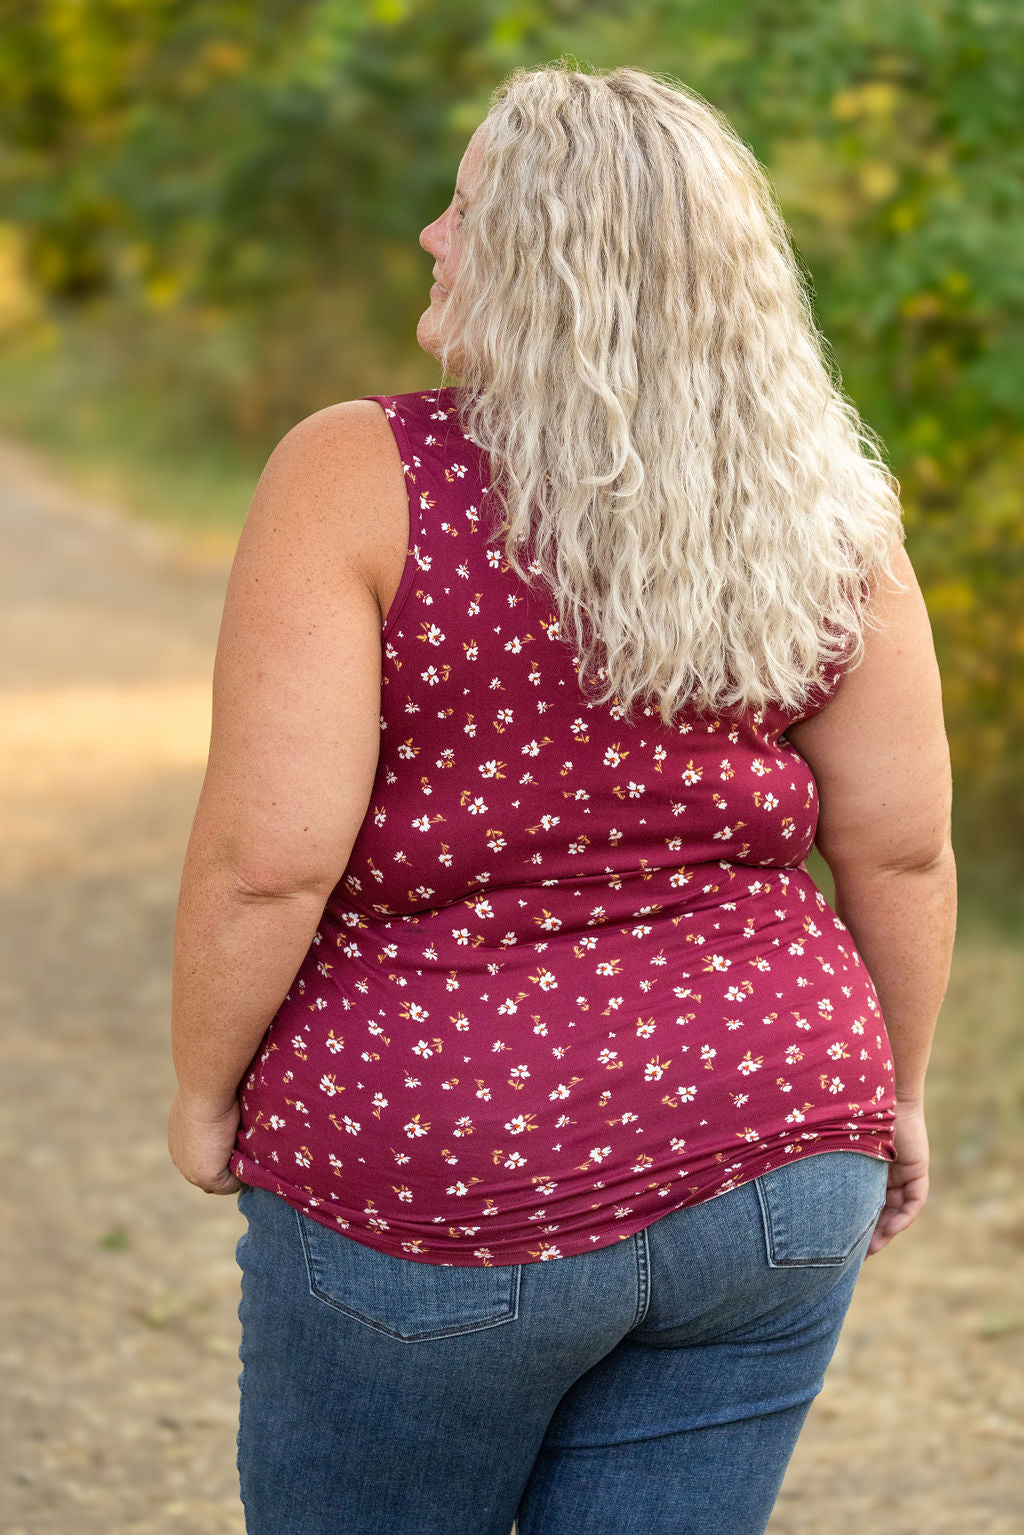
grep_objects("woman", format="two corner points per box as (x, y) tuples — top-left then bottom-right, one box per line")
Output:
(168, 62), (956, 1535)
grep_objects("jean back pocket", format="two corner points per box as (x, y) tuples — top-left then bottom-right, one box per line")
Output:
(755, 1150), (889, 1268)
(295, 1209), (522, 1343)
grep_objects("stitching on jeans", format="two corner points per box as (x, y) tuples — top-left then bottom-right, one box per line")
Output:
(755, 1159), (889, 1267)
(295, 1207), (521, 1341)
(632, 1226), (651, 1328)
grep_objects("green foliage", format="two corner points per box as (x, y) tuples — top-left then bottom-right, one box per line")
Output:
(0, 0), (1021, 891)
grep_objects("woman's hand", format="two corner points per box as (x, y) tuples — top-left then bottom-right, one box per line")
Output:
(865, 1098), (930, 1258)
(167, 1088), (244, 1195)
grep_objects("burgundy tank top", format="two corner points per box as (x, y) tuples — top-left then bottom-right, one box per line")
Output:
(229, 385), (897, 1266)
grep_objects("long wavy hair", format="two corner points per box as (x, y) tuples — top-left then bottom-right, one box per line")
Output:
(435, 60), (907, 726)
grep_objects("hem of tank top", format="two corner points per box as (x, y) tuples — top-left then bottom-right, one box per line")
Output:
(229, 1135), (896, 1268)
(361, 393), (430, 644)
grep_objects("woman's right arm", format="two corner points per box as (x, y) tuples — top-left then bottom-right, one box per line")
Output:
(784, 543), (957, 1254)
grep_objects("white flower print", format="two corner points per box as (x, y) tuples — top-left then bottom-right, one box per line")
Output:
(531, 968), (558, 991)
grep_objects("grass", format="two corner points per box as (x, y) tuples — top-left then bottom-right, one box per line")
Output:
(0, 324), (264, 561)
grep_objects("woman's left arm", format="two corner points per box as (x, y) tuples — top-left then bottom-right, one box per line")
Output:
(168, 401), (396, 1194)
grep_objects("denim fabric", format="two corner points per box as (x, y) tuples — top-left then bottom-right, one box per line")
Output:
(234, 1149), (889, 1535)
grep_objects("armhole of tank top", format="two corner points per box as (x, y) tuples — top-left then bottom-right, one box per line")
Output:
(361, 394), (426, 644)
(782, 574), (868, 730)
(784, 629), (854, 730)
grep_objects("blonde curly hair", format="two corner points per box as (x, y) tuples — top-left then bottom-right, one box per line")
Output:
(436, 59), (906, 725)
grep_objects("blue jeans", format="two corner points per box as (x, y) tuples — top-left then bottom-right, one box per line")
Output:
(234, 1149), (889, 1535)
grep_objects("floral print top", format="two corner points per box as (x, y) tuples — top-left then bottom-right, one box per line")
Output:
(229, 385), (897, 1267)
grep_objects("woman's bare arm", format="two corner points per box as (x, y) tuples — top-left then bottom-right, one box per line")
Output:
(169, 401), (399, 1144)
(785, 543), (957, 1108)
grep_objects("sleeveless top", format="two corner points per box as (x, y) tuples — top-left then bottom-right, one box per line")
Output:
(228, 385), (897, 1267)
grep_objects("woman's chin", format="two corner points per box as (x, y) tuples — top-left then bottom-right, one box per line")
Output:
(415, 316), (466, 373)
(415, 311), (438, 349)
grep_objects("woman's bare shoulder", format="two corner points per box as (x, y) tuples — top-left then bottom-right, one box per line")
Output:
(260, 398), (402, 497)
(243, 399), (406, 592)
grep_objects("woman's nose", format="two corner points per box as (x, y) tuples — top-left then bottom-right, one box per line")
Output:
(420, 213), (449, 258)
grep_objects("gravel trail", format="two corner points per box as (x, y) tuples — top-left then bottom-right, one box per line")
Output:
(1, 440), (1021, 1534)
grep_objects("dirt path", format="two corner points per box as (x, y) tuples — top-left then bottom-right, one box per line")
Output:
(1, 440), (1022, 1534)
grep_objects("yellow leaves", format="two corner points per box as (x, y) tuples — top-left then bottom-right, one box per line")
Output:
(143, 272), (182, 311)
(198, 41), (250, 77)
(769, 138), (856, 226)
(372, 0), (409, 22)
(910, 455), (946, 490)
(857, 161), (899, 202)
(831, 83), (900, 121)
(0, 224), (44, 337)
(942, 270), (972, 298)
(901, 281), (971, 321)
(888, 202), (922, 233)
(924, 580), (975, 616)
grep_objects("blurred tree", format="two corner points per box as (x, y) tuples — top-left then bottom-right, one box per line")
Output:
(0, 0), (1021, 891)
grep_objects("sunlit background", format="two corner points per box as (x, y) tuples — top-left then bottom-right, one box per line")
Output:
(2, 4), (1022, 1532)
